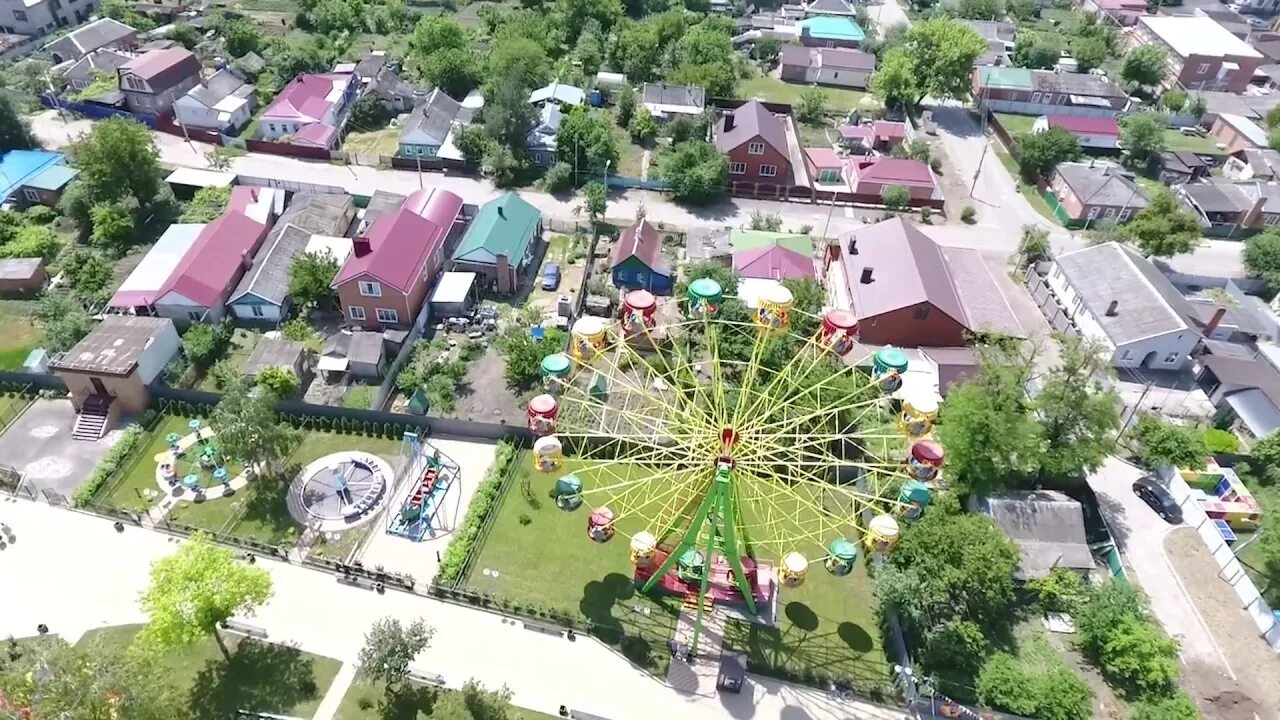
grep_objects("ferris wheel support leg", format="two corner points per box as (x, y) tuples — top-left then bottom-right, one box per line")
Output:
(719, 487), (758, 616)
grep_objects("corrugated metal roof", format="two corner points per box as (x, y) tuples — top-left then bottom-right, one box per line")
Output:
(1053, 242), (1191, 346)
(837, 217), (968, 327)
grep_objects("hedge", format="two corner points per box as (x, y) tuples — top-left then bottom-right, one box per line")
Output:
(71, 425), (146, 507)
(435, 440), (516, 586)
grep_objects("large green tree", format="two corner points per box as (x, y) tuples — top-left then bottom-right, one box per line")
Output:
(488, 32), (551, 93)
(902, 18), (986, 105)
(1121, 188), (1200, 258)
(1119, 111), (1168, 168)
(69, 117), (160, 206)
(658, 140), (728, 205)
(139, 532), (273, 657)
(556, 106), (619, 179)
(89, 201), (135, 254)
(1034, 336), (1118, 483)
(288, 250), (340, 309)
(0, 94), (36, 152)
(1245, 228), (1280, 290)
(484, 75), (539, 155)
(210, 376), (300, 476)
(496, 326), (569, 389)
(357, 616), (435, 692)
(1131, 414), (1208, 470)
(1016, 126), (1081, 181)
(1121, 44), (1167, 88)
(180, 186), (231, 222)
(32, 291), (91, 351)
(429, 679), (518, 719)
(869, 48), (919, 110)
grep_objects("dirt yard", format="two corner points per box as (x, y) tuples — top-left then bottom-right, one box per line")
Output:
(1164, 528), (1280, 720)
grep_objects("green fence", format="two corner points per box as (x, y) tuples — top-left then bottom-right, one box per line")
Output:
(1039, 188), (1081, 228)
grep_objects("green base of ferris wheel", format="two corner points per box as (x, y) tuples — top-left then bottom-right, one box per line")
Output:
(640, 466), (759, 616)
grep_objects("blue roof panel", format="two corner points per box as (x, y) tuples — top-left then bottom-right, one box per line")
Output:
(23, 164), (78, 191)
(0, 151), (65, 198)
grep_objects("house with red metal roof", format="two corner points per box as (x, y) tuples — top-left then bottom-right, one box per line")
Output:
(332, 187), (464, 329)
(609, 218), (673, 293)
(1032, 114), (1121, 150)
(845, 157), (941, 203)
(259, 73), (357, 149)
(152, 186), (279, 324)
(734, 244), (814, 281)
(714, 101), (793, 187)
(117, 47), (201, 115)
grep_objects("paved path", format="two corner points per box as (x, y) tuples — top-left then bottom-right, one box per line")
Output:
(0, 496), (906, 720)
(313, 661), (357, 720)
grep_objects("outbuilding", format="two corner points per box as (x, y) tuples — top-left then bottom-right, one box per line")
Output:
(431, 271), (479, 318)
(0, 258), (47, 294)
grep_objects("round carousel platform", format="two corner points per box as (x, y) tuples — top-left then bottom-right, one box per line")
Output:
(285, 451), (392, 532)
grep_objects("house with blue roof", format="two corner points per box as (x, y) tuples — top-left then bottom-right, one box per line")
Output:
(0, 151), (79, 209)
(798, 16), (865, 48)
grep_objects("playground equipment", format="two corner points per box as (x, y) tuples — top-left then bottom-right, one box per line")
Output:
(1180, 459), (1262, 530)
(529, 277), (938, 651)
(386, 431), (457, 541)
(153, 421), (242, 495)
(293, 451), (391, 526)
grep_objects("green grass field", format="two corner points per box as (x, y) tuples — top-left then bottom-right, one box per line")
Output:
(344, 127), (401, 157)
(994, 113), (1037, 137)
(0, 392), (32, 432)
(466, 455), (891, 689)
(738, 75), (866, 113)
(336, 678), (560, 720)
(77, 625), (341, 720)
(1162, 128), (1223, 153)
(0, 300), (42, 370)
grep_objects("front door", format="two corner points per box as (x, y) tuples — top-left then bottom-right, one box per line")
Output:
(90, 377), (109, 396)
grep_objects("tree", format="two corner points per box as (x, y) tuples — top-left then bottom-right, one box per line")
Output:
(1006, 0), (1036, 20)
(483, 143), (525, 188)
(583, 181), (607, 224)
(496, 325), (569, 389)
(668, 112), (710, 144)
(0, 223), (60, 260)
(222, 17), (263, 57)
(957, 0), (1004, 19)
(574, 20), (605, 75)
(167, 23), (203, 50)
(1131, 414), (1208, 470)
(9, 58), (53, 98)
(1119, 111), (1167, 168)
(1070, 35), (1109, 73)
(557, 0), (623, 45)
(180, 186), (231, 222)
(69, 117), (160, 206)
(628, 108), (658, 143)
(139, 532), (272, 657)
(484, 77), (539, 156)
(540, 162), (574, 193)
(33, 291), (91, 351)
(892, 138), (931, 163)
(756, 37), (781, 66)
(454, 125), (491, 166)
(0, 635), (182, 719)
(617, 87), (636, 128)
(902, 18), (987, 104)
(429, 680), (517, 719)
(210, 376), (300, 476)
(60, 248), (114, 303)
(748, 211), (783, 232)
(613, 21), (663, 83)
(1018, 224), (1052, 264)
(1034, 336), (1119, 483)
(1016, 126), (1081, 181)
(796, 87), (828, 124)
(869, 47), (918, 110)
(976, 654), (1040, 716)
(659, 140), (728, 205)
(1122, 44), (1167, 88)
(182, 320), (231, 367)
(410, 14), (468, 56)
(89, 201), (135, 254)
(1162, 89), (1189, 115)
(356, 617), (435, 690)
(349, 94), (394, 130)
(1122, 189), (1200, 258)
(557, 106), (618, 178)
(881, 184), (909, 212)
(0, 94), (35, 152)
(1098, 616), (1180, 693)
(1014, 32), (1065, 70)
(936, 344), (1043, 496)
(267, 34), (335, 79)
(1131, 693), (1200, 720)
(420, 47), (481, 98)
(488, 33), (552, 92)
(255, 367), (300, 397)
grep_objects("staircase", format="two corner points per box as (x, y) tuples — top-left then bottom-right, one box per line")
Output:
(72, 395), (111, 441)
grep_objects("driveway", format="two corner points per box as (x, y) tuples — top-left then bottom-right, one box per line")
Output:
(0, 399), (121, 499)
(869, 0), (910, 36)
(1087, 457), (1234, 673)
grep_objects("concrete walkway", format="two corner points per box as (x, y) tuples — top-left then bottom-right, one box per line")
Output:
(312, 661), (357, 720)
(0, 496), (907, 720)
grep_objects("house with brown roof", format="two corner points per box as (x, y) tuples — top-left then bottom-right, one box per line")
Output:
(714, 101), (793, 188)
(117, 47), (201, 115)
(845, 157), (940, 203)
(609, 219), (673, 293)
(779, 46), (875, 89)
(829, 218), (1024, 346)
(1047, 163), (1150, 226)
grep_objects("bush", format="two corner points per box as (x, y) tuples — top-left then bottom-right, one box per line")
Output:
(1077, 581), (1181, 695)
(435, 441), (516, 585)
(23, 206), (55, 225)
(540, 162), (574, 194)
(1131, 692), (1200, 720)
(1204, 428), (1239, 454)
(1027, 567), (1086, 614)
(961, 205), (976, 224)
(71, 425), (145, 506)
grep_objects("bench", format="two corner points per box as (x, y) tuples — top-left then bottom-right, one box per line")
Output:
(523, 621), (565, 638)
(221, 620), (268, 639)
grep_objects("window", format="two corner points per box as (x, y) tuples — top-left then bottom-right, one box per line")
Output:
(22, 188), (39, 202)
(747, 142), (765, 155)
(1164, 352), (1180, 364)
(1197, 63), (1210, 74)
(1087, 207), (1100, 219)
(818, 168), (840, 183)
(1267, 214), (1280, 226)
(1121, 349), (1132, 361)
(759, 164), (777, 178)
(1119, 209), (1132, 222)
(123, 75), (143, 90)
(187, 310), (201, 321)
(913, 306), (930, 320)
(268, 123), (276, 133)
(358, 281), (382, 297)
(376, 308), (399, 324)
(729, 162), (747, 175)
(12, 10), (26, 21)
(1104, 207), (1116, 218)
(1030, 92), (1041, 103)
(250, 304), (264, 317)
(348, 306), (366, 321)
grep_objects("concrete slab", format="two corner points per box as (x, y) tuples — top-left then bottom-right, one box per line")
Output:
(0, 399), (121, 498)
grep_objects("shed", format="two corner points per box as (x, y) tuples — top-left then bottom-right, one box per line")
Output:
(717, 652), (747, 694)
(164, 167), (237, 198)
(243, 337), (307, 380)
(978, 490), (1095, 580)
(318, 331), (385, 379)
(0, 258), (46, 294)
(431, 271), (479, 318)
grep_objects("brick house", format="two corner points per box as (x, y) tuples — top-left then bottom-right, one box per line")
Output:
(1209, 113), (1270, 155)
(972, 67), (1129, 117)
(846, 157), (940, 203)
(1048, 163), (1151, 226)
(1131, 16), (1264, 92)
(714, 101), (792, 186)
(117, 47), (201, 116)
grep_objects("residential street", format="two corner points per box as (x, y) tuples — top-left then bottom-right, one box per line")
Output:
(28, 109), (1249, 278)
(0, 496), (907, 720)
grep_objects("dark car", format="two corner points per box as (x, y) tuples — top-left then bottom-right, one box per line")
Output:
(1132, 476), (1183, 525)
(542, 263), (561, 290)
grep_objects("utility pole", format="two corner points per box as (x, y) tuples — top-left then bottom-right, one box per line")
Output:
(416, 154), (423, 189)
(1116, 381), (1154, 444)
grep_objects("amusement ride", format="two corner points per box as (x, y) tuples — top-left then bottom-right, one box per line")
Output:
(523, 277), (947, 654)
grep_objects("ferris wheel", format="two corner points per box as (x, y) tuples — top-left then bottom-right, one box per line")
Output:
(523, 277), (945, 622)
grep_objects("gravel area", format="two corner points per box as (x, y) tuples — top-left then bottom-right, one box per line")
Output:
(1164, 528), (1280, 720)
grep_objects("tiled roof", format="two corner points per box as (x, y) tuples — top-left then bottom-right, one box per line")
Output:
(714, 101), (788, 155)
(334, 188), (463, 293)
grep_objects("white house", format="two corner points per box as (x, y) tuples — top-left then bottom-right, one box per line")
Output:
(1044, 242), (1200, 369)
(174, 68), (256, 133)
(779, 46), (876, 89)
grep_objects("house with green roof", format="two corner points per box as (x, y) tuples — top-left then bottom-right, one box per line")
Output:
(971, 66), (1130, 117)
(452, 192), (543, 294)
(798, 16), (865, 48)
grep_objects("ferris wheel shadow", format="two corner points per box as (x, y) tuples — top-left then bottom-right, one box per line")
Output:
(578, 572), (682, 673)
(721, 601), (886, 690)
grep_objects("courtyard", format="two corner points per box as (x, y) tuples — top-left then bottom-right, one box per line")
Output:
(0, 398), (120, 498)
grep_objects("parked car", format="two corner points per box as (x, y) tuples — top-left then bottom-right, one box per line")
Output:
(1132, 476), (1183, 525)
(542, 263), (561, 290)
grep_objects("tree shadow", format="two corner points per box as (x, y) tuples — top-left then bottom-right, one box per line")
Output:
(580, 572), (636, 646)
(238, 464), (301, 543)
(375, 682), (439, 720)
(186, 638), (324, 720)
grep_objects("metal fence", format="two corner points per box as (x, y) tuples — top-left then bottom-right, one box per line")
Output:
(1023, 267), (1080, 339)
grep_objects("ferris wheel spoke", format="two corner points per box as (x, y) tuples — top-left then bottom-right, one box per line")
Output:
(598, 335), (718, 433)
(733, 336), (832, 431)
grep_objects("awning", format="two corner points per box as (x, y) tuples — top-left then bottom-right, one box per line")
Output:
(165, 167), (237, 188)
(317, 355), (349, 372)
(1225, 389), (1280, 437)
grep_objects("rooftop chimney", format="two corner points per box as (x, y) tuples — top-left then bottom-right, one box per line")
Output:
(497, 206), (506, 220)
(1105, 299), (1119, 317)
(353, 236), (372, 257)
(860, 267), (874, 284)
(724, 114), (736, 132)
(847, 238), (857, 255)
(1202, 306), (1228, 338)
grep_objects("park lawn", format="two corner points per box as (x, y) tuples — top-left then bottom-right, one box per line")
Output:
(0, 392), (32, 431)
(342, 384), (376, 410)
(605, 106), (646, 179)
(738, 75), (866, 113)
(344, 127), (400, 157)
(994, 113), (1036, 138)
(1163, 129), (1222, 153)
(76, 625), (341, 720)
(336, 677), (560, 720)
(0, 300), (42, 370)
(101, 416), (194, 511)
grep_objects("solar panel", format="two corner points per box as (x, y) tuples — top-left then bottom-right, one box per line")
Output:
(1214, 519), (1237, 543)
